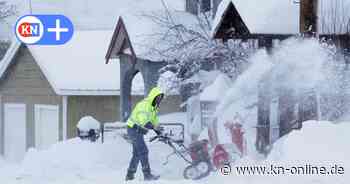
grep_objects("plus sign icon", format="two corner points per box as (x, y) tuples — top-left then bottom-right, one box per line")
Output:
(15, 15), (74, 45)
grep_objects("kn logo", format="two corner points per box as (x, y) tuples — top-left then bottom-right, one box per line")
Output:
(15, 15), (74, 45)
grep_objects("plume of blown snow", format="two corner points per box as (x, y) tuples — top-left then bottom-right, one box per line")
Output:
(216, 37), (339, 158)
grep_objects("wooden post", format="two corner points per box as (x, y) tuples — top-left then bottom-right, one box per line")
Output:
(256, 82), (271, 155)
(256, 37), (273, 155)
(300, 0), (319, 36)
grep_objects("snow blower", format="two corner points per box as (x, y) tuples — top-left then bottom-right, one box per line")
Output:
(150, 134), (212, 180)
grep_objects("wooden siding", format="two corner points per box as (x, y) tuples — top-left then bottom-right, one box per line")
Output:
(0, 46), (62, 154)
(67, 96), (119, 138)
(67, 94), (183, 138)
(0, 45), (57, 96)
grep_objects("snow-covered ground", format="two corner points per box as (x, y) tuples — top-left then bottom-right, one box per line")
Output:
(0, 119), (349, 184)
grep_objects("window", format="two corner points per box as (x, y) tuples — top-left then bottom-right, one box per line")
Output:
(199, 0), (211, 13)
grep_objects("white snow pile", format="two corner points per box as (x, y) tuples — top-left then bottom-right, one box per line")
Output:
(1, 120), (349, 184)
(0, 133), (179, 183)
(268, 121), (349, 164)
(0, 136), (190, 184)
(207, 121), (350, 184)
(77, 116), (101, 131)
(263, 121), (349, 184)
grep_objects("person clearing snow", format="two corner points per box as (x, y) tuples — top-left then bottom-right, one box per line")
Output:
(125, 87), (164, 181)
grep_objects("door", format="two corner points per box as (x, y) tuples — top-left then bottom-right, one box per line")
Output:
(4, 103), (26, 163)
(35, 105), (59, 150)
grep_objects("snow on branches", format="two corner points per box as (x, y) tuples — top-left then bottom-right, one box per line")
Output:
(142, 6), (254, 93)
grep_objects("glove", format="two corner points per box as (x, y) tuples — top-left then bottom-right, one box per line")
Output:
(144, 122), (154, 129)
(135, 125), (148, 135)
(144, 122), (162, 135)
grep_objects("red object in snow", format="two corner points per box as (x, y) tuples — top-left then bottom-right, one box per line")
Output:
(189, 140), (210, 162)
(212, 144), (229, 169)
(225, 121), (244, 155)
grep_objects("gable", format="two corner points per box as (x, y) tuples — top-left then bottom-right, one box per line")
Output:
(0, 45), (57, 96)
(213, 2), (250, 39)
(105, 18), (136, 62)
(212, 0), (300, 37)
(104, 0), (199, 62)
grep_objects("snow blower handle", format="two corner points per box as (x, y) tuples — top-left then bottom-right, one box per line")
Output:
(149, 135), (160, 142)
(149, 135), (171, 144)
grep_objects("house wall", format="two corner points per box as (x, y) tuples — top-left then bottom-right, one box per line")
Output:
(0, 45), (62, 154)
(67, 94), (183, 138)
(67, 96), (119, 138)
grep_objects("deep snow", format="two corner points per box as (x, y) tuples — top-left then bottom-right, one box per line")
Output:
(0, 120), (349, 184)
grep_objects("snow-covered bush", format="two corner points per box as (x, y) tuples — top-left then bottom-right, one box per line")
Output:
(77, 116), (101, 131)
(76, 116), (101, 142)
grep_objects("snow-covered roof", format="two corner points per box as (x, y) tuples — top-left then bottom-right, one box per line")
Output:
(212, 0), (350, 37)
(213, 0), (300, 36)
(0, 31), (145, 96)
(4, 0), (185, 33)
(106, 0), (199, 61)
(0, 38), (21, 80)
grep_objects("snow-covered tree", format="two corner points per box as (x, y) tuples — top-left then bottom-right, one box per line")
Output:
(144, 4), (254, 97)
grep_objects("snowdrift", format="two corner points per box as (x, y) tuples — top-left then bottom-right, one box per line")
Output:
(0, 137), (190, 184)
(0, 120), (348, 184)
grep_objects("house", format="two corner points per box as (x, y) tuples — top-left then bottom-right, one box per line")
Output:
(211, 0), (350, 153)
(105, 0), (198, 121)
(0, 31), (151, 162)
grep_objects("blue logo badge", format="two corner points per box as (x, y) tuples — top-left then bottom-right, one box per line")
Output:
(15, 15), (74, 45)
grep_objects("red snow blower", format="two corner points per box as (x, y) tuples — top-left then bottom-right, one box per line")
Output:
(149, 123), (244, 180)
(150, 134), (212, 180)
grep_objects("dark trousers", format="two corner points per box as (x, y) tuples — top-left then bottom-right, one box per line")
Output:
(127, 127), (150, 174)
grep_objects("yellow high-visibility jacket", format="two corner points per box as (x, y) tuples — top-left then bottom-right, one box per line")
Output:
(127, 87), (162, 129)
